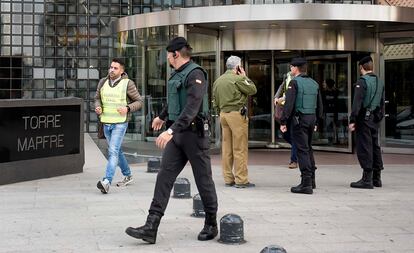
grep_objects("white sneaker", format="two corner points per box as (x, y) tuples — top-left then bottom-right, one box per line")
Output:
(97, 179), (110, 194)
(116, 176), (133, 187)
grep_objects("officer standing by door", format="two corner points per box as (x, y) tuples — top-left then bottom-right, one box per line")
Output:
(280, 58), (323, 194)
(125, 37), (218, 244)
(349, 56), (385, 189)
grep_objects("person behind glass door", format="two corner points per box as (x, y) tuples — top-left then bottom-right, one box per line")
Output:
(94, 58), (143, 194)
(274, 71), (298, 169)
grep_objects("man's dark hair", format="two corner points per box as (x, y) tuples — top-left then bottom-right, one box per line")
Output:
(298, 64), (307, 73)
(112, 58), (125, 68)
(361, 61), (373, 71)
(178, 46), (192, 58)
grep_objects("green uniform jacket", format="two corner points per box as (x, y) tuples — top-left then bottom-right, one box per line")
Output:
(213, 70), (257, 113)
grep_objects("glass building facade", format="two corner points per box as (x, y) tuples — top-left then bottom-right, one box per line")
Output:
(1, 0), (413, 154)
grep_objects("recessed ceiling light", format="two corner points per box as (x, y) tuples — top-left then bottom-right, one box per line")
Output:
(321, 23), (329, 26)
(270, 23), (279, 27)
(219, 25), (227, 28)
(366, 24), (375, 28)
(281, 50), (291, 53)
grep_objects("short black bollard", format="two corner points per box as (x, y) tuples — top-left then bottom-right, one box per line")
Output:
(173, 178), (191, 198)
(191, 193), (205, 217)
(260, 245), (287, 253)
(218, 213), (246, 244)
(147, 157), (161, 173)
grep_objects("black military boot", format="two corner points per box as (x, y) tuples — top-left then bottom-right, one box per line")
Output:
(373, 169), (382, 187)
(311, 171), (316, 189)
(350, 170), (373, 189)
(197, 212), (218, 241)
(291, 176), (313, 194)
(125, 213), (161, 244)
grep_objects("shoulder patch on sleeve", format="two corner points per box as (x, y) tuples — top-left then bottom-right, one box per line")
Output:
(196, 79), (202, 84)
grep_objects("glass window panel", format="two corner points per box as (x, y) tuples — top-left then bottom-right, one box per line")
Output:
(23, 47), (32, 56)
(12, 25), (22, 34)
(46, 3), (54, 12)
(2, 14), (11, 24)
(143, 7), (151, 13)
(68, 4), (76, 13)
(33, 47), (41, 56)
(100, 5), (109, 14)
(23, 25), (33, 35)
(34, 15), (43, 24)
(34, 4), (44, 13)
(133, 7), (140, 14)
(1, 3), (11, 12)
(90, 16), (98, 25)
(78, 69), (88, 79)
(45, 47), (54, 56)
(46, 90), (55, 98)
(22, 79), (33, 89)
(110, 6), (120, 15)
(78, 47), (88, 56)
(2, 25), (11, 34)
(12, 35), (22, 45)
(67, 15), (77, 25)
(45, 80), (55, 89)
(12, 47), (22, 55)
(23, 68), (33, 78)
(56, 90), (65, 98)
(67, 69), (77, 79)
(23, 36), (32, 45)
(90, 38), (99, 47)
(122, 7), (129, 15)
(23, 57), (32, 66)
(33, 58), (43, 67)
(90, 5), (99, 14)
(2, 47), (11, 55)
(90, 80), (98, 89)
(33, 35), (41, 45)
(57, 80), (65, 89)
(56, 59), (64, 68)
(33, 91), (45, 98)
(23, 15), (33, 24)
(33, 68), (44, 78)
(90, 27), (99, 36)
(12, 3), (22, 12)
(23, 3), (33, 12)
(78, 16), (87, 25)
(2, 36), (11, 45)
(33, 80), (44, 89)
(100, 48), (109, 57)
(66, 79), (76, 88)
(78, 58), (88, 68)
(57, 4), (65, 13)
(12, 14), (22, 24)
(89, 48), (99, 57)
(45, 58), (55, 67)
(45, 68), (56, 79)
(89, 59), (99, 68)
(56, 69), (64, 79)
(79, 80), (88, 88)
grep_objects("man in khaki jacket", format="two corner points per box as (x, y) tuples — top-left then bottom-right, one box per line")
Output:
(213, 56), (257, 188)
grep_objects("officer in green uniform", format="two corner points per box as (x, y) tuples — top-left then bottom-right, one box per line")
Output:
(349, 56), (385, 189)
(125, 37), (218, 244)
(280, 58), (323, 194)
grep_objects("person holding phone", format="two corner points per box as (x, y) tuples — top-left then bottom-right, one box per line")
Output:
(213, 55), (257, 188)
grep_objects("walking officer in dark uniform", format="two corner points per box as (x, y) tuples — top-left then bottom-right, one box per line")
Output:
(125, 37), (218, 243)
(280, 57), (323, 194)
(349, 56), (385, 189)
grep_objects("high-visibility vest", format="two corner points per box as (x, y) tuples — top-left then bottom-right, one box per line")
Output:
(100, 79), (129, 123)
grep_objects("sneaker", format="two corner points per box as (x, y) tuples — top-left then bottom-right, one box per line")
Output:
(225, 182), (235, 187)
(234, 182), (255, 188)
(97, 179), (110, 194)
(288, 162), (298, 169)
(116, 176), (134, 187)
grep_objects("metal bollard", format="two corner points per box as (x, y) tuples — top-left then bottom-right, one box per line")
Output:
(173, 177), (191, 198)
(218, 213), (246, 244)
(147, 157), (161, 173)
(260, 245), (287, 253)
(191, 193), (205, 217)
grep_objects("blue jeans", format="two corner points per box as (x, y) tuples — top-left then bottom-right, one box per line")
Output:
(103, 122), (131, 183)
(282, 123), (298, 163)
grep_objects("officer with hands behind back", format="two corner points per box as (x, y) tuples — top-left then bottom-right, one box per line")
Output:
(349, 56), (385, 189)
(280, 57), (323, 195)
(125, 37), (218, 244)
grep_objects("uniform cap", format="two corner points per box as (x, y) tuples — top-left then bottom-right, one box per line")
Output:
(166, 37), (192, 52)
(290, 57), (307, 67)
(358, 56), (373, 65)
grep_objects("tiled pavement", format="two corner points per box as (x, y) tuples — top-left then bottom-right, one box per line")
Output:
(1, 134), (414, 253)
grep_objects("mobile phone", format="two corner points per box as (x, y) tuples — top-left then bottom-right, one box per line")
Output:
(237, 66), (241, 74)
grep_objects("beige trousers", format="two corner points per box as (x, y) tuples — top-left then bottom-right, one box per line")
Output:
(220, 111), (249, 185)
